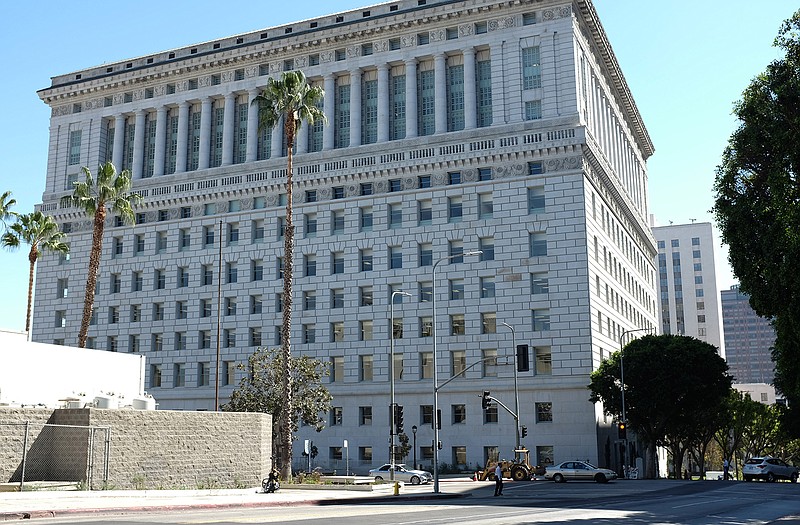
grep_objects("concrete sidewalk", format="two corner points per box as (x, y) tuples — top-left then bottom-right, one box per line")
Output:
(0, 482), (466, 521)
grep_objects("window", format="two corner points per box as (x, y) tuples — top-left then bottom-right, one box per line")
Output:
(177, 267), (189, 288)
(528, 161), (544, 175)
(202, 265), (213, 286)
(480, 277), (495, 299)
(333, 186), (345, 199)
(276, 257), (284, 279)
(452, 404), (466, 424)
(484, 404), (498, 424)
(446, 27), (459, 40)
(420, 353), (433, 379)
(451, 314), (465, 335)
(531, 273), (549, 295)
(359, 406), (373, 426)
(360, 183), (373, 196)
(419, 243), (433, 266)
(532, 309), (550, 331)
(132, 271), (143, 291)
(277, 217), (285, 239)
(134, 234), (145, 255)
(360, 355), (374, 381)
(418, 200), (432, 225)
(530, 232), (547, 256)
(482, 349), (498, 378)
(359, 447), (373, 462)
(448, 171), (461, 185)
(360, 249), (373, 272)
(153, 303), (164, 322)
(535, 402), (553, 422)
(360, 207), (373, 231)
(110, 274), (121, 294)
(389, 179), (402, 192)
(332, 252), (345, 274)
(522, 46), (542, 89)
(449, 240), (464, 263)
(200, 331), (211, 349)
(225, 297), (237, 317)
(203, 226), (215, 247)
(528, 187), (545, 213)
(252, 259), (264, 281)
(152, 333), (163, 352)
(698, 315), (706, 323)
(525, 100), (542, 120)
(200, 299), (212, 318)
(481, 312), (496, 334)
(179, 228), (190, 250)
(448, 196), (463, 222)
(389, 246), (402, 269)
(418, 175), (431, 188)
(535, 346), (552, 375)
(332, 289), (345, 309)
(305, 214), (317, 237)
(332, 210), (345, 234)
(150, 365), (162, 388)
(331, 322), (344, 342)
(419, 282), (433, 303)
(331, 356), (344, 382)
(303, 324), (316, 344)
(478, 193), (493, 219)
(112, 237), (123, 257)
(305, 190), (317, 203)
(692, 237), (700, 246)
(420, 316), (433, 338)
(360, 320), (374, 341)
(304, 291), (317, 310)
(388, 203), (402, 228)
(68, 130), (82, 165)
(479, 237), (495, 261)
(331, 407), (343, 426)
(250, 295), (263, 314)
(252, 220), (265, 242)
(305, 254), (317, 277)
(198, 363), (210, 387)
(175, 332), (187, 351)
(224, 329), (236, 348)
(130, 304), (141, 322)
(156, 231), (167, 253)
(392, 317), (404, 339)
(226, 262), (238, 284)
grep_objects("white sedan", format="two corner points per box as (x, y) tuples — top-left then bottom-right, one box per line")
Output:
(368, 464), (432, 485)
(545, 461), (618, 483)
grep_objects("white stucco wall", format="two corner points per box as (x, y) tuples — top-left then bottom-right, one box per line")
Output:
(0, 330), (148, 408)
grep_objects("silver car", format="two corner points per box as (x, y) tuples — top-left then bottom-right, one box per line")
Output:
(545, 461), (618, 483)
(743, 457), (799, 482)
(368, 464), (432, 485)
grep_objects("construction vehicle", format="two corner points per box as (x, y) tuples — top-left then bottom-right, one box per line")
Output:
(476, 448), (545, 481)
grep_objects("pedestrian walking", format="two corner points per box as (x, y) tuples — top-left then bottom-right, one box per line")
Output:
(723, 458), (730, 480)
(494, 463), (503, 496)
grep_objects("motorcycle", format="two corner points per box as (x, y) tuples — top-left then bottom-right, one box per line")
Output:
(262, 468), (280, 493)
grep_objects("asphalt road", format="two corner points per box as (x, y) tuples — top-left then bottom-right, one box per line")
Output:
(32, 480), (800, 525)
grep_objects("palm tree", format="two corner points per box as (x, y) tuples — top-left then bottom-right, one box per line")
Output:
(253, 70), (326, 480)
(0, 190), (17, 227)
(2, 211), (69, 333)
(64, 162), (141, 348)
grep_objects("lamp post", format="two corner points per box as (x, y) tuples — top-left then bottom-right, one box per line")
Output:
(390, 290), (411, 482)
(501, 322), (521, 453)
(432, 250), (482, 493)
(618, 327), (652, 474)
(412, 425), (418, 470)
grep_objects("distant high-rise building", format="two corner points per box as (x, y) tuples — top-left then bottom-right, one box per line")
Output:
(652, 222), (724, 355)
(721, 285), (775, 384)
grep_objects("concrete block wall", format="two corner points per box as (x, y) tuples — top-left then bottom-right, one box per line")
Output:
(0, 408), (271, 489)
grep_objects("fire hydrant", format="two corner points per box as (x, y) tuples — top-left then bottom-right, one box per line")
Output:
(393, 481), (400, 495)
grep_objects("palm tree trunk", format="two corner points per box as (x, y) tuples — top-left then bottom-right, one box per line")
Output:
(78, 206), (106, 348)
(279, 116), (296, 481)
(25, 246), (38, 334)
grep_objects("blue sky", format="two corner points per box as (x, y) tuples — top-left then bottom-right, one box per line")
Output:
(0, 0), (794, 333)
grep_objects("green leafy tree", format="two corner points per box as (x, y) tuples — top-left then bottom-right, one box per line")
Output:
(63, 162), (141, 348)
(1, 211), (69, 333)
(712, 10), (800, 420)
(714, 390), (757, 477)
(0, 190), (16, 227)
(222, 347), (333, 464)
(589, 334), (732, 478)
(252, 71), (326, 481)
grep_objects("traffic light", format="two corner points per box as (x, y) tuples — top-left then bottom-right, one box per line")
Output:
(482, 391), (491, 409)
(437, 441), (442, 450)
(394, 405), (404, 434)
(617, 422), (627, 440)
(517, 344), (530, 372)
(521, 425), (528, 438)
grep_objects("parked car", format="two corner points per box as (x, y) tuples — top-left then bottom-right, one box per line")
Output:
(544, 461), (618, 483)
(743, 457), (799, 482)
(368, 464), (432, 485)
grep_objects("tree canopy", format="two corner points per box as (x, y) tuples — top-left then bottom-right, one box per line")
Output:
(222, 347), (333, 461)
(589, 334), (732, 478)
(712, 10), (800, 423)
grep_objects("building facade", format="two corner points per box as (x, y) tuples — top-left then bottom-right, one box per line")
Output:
(652, 222), (724, 355)
(34, 0), (657, 472)
(721, 285), (776, 384)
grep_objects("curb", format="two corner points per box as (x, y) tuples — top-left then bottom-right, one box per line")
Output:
(0, 492), (465, 521)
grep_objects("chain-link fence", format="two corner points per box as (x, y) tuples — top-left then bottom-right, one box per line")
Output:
(1, 422), (110, 490)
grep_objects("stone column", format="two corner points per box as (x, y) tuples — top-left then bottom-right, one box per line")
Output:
(221, 92), (236, 166)
(404, 59), (418, 139)
(323, 74), (335, 150)
(377, 64), (390, 143)
(112, 115), (125, 169)
(349, 69), (362, 147)
(463, 47), (477, 130)
(434, 53), (447, 135)
(271, 120), (282, 158)
(131, 110), (146, 179)
(198, 97), (213, 170)
(175, 101), (189, 173)
(246, 89), (260, 162)
(153, 106), (167, 176)
(296, 116), (308, 155)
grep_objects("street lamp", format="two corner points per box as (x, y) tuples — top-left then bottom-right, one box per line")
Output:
(432, 250), (482, 493)
(412, 425), (418, 470)
(618, 327), (652, 475)
(501, 322), (521, 453)
(390, 290), (411, 482)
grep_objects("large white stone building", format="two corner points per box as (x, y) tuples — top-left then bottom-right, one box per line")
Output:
(651, 222), (724, 355)
(34, 0), (657, 473)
